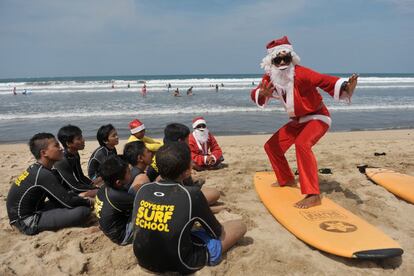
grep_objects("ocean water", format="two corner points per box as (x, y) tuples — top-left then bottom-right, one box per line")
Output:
(0, 73), (414, 143)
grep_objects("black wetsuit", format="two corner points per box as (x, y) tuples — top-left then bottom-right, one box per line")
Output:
(54, 150), (96, 193)
(87, 146), (117, 179)
(132, 180), (222, 274)
(7, 163), (91, 235)
(94, 185), (134, 245)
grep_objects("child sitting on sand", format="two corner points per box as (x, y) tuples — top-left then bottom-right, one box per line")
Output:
(54, 125), (99, 198)
(7, 133), (92, 235)
(123, 141), (153, 194)
(132, 142), (246, 274)
(87, 124), (119, 182)
(94, 155), (134, 245)
(127, 119), (163, 152)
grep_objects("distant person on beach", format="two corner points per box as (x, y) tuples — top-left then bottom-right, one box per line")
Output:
(128, 83), (130, 88)
(131, 142), (246, 274)
(221, 83), (224, 87)
(251, 35), (358, 209)
(13, 87), (17, 95)
(22, 89), (27, 95)
(189, 117), (225, 171)
(94, 155), (134, 245)
(112, 82), (115, 89)
(123, 141), (153, 194)
(167, 83), (172, 92)
(187, 86), (193, 96)
(215, 84), (219, 92)
(88, 124), (119, 181)
(54, 125), (99, 198)
(141, 84), (147, 97)
(173, 88), (180, 96)
(252, 81), (255, 86)
(6, 133), (92, 235)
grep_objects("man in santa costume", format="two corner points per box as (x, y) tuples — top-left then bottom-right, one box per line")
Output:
(189, 117), (225, 171)
(251, 36), (358, 209)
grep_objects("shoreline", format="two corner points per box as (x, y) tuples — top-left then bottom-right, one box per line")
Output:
(1, 128), (413, 275)
(0, 126), (413, 145)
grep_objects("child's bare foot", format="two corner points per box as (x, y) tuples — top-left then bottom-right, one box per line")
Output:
(271, 179), (297, 187)
(294, 194), (321, 209)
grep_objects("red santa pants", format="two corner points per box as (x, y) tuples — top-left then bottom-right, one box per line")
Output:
(264, 119), (329, 195)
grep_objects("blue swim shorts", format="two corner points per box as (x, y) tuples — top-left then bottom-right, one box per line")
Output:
(191, 230), (222, 266)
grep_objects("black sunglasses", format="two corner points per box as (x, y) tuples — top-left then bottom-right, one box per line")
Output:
(271, 54), (292, 65)
(195, 124), (206, 129)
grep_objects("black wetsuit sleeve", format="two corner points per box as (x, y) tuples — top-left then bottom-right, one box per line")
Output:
(192, 188), (222, 238)
(39, 168), (90, 208)
(54, 160), (95, 192)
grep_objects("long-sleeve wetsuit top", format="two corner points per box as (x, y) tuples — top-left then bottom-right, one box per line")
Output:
(7, 162), (90, 224)
(94, 185), (134, 244)
(132, 180), (223, 274)
(87, 146), (117, 179)
(54, 150), (95, 193)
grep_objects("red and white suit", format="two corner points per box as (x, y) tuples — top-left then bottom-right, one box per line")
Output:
(189, 132), (223, 168)
(251, 65), (348, 195)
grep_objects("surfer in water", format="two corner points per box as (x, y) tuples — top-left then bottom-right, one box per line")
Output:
(251, 36), (358, 209)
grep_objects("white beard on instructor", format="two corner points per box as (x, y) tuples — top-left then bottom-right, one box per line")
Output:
(193, 128), (209, 144)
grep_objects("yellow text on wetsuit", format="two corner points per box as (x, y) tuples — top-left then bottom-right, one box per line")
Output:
(15, 170), (29, 186)
(94, 196), (103, 218)
(135, 200), (175, 232)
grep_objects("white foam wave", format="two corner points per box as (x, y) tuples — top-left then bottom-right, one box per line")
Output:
(1, 104), (414, 120)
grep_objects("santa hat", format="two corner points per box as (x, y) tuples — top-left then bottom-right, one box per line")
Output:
(192, 116), (206, 129)
(260, 35), (300, 73)
(129, 119), (145, 134)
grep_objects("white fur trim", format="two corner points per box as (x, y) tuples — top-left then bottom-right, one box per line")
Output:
(203, 155), (207, 165)
(334, 78), (348, 102)
(298, 114), (332, 127)
(192, 119), (206, 129)
(267, 44), (293, 54)
(285, 82), (295, 117)
(130, 124), (145, 134)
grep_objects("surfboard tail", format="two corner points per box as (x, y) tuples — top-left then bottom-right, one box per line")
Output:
(353, 248), (404, 259)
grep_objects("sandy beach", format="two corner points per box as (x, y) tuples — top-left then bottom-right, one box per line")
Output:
(1, 129), (413, 275)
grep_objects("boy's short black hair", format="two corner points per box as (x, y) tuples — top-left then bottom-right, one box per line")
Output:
(57, 125), (82, 148)
(29, 133), (55, 159)
(97, 124), (115, 146)
(156, 142), (191, 181)
(123, 141), (146, 166)
(100, 155), (128, 188)
(163, 123), (190, 144)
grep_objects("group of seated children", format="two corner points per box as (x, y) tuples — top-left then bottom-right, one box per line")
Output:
(7, 117), (246, 274)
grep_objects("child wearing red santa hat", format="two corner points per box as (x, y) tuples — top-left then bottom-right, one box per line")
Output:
(127, 119), (163, 152)
(251, 36), (358, 209)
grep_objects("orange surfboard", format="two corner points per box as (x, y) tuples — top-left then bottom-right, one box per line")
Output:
(365, 168), (414, 204)
(254, 172), (403, 259)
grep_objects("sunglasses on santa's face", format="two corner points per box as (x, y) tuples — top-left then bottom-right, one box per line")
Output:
(272, 54), (292, 65)
(195, 124), (206, 129)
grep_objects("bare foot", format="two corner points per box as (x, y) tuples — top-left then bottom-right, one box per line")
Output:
(210, 205), (225, 214)
(271, 180), (297, 187)
(294, 194), (321, 209)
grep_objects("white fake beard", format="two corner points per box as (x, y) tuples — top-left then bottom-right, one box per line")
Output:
(269, 63), (295, 90)
(193, 128), (209, 144)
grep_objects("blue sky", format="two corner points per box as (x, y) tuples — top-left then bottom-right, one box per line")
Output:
(1, 0), (413, 78)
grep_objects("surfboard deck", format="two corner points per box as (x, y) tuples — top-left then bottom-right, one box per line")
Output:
(254, 171), (403, 259)
(366, 168), (414, 204)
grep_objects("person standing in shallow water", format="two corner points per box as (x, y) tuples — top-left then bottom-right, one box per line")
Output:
(251, 36), (358, 209)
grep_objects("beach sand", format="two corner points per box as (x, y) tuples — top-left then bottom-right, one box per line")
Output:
(1, 129), (413, 275)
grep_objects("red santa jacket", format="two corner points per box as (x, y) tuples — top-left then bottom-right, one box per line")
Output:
(188, 132), (223, 166)
(251, 65), (348, 126)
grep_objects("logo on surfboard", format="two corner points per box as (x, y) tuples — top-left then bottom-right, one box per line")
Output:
(319, 221), (357, 233)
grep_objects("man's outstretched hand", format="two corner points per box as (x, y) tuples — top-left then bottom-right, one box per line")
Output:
(259, 79), (275, 98)
(344, 73), (359, 99)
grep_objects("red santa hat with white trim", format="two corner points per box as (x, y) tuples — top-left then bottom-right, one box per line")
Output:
(260, 35), (301, 73)
(192, 116), (207, 129)
(129, 119), (145, 134)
